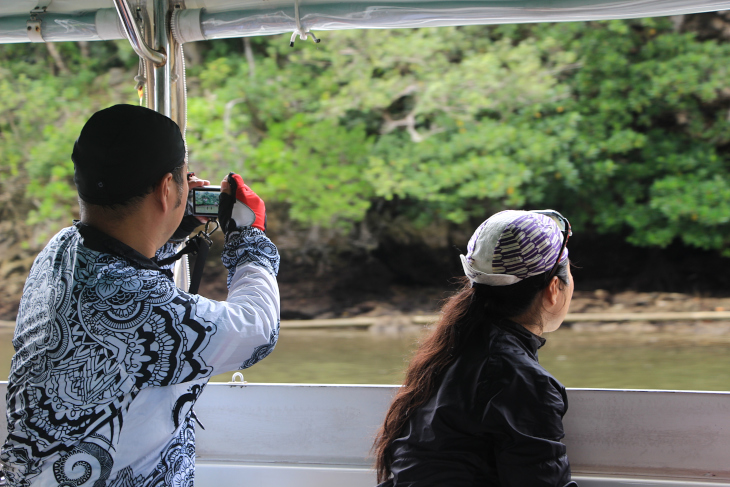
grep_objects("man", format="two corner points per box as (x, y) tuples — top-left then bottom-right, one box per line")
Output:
(1, 104), (280, 486)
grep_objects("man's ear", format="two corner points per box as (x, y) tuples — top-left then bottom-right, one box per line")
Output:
(155, 173), (174, 213)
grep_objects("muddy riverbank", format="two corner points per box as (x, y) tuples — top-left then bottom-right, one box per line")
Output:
(3, 223), (730, 324)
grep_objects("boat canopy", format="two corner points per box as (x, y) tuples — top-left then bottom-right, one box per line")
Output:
(3, 0), (730, 44)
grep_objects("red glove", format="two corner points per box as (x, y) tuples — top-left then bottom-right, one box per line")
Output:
(218, 173), (267, 233)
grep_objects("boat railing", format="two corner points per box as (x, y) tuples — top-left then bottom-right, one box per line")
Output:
(0, 383), (728, 486)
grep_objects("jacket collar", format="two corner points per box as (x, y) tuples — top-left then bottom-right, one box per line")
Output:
(494, 318), (546, 354)
(74, 221), (164, 272)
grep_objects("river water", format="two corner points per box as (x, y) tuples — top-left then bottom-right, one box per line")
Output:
(1, 326), (729, 390)
(216, 325), (730, 391)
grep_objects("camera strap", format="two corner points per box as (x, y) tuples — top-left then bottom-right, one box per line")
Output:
(158, 220), (219, 294)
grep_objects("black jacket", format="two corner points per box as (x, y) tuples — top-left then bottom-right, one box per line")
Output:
(382, 319), (576, 487)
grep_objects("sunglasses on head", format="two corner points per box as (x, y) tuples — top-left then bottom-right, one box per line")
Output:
(531, 209), (572, 280)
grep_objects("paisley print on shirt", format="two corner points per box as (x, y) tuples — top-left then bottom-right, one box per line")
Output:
(1, 224), (280, 486)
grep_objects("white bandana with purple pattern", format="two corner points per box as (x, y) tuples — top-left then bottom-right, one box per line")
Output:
(460, 210), (568, 286)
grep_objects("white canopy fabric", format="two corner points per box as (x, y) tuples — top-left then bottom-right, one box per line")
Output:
(2, 0), (730, 44)
(0, 0), (728, 16)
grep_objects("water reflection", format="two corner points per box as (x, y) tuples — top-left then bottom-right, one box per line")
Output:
(212, 327), (730, 391)
(211, 329), (420, 385)
(0, 329), (13, 381)
(0, 326), (728, 390)
(540, 327), (730, 390)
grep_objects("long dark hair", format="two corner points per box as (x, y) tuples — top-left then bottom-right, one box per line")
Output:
(373, 261), (570, 482)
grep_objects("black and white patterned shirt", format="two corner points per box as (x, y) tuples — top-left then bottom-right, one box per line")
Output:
(1, 222), (280, 487)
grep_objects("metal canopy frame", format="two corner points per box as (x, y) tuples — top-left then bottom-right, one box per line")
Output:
(3, 1), (730, 45)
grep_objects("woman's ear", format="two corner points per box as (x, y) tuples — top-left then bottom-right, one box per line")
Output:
(545, 276), (561, 307)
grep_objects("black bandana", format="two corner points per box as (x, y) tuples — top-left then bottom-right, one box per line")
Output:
(72, 104), (185, 205)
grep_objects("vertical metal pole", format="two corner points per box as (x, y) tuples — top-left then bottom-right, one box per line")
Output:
(153, 0), (171, 116)
(138, 1), (155, 111)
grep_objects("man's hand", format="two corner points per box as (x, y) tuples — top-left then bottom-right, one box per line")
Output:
(171, 173), (210, 242)
(218, 172), (266, 234)
(188, 173), (211, 224)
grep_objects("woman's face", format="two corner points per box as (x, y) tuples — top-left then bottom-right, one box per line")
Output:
(543, 265), (574, 333)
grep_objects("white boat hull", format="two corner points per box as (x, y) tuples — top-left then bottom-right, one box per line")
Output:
(1, 382), (728, 486)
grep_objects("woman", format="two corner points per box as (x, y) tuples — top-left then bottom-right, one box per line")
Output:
(373, 210), (578, 487)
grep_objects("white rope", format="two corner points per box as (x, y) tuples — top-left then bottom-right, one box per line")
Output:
(134, 56), (146, 105)
(289, 0), (320, 47)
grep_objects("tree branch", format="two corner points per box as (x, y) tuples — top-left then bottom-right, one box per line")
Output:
(381, 111), (444, 143)
(243, 37), (255, 80)
(78, 41), (90, 59)
(224, 98), (245, 135)
(46, 43), (69, 75)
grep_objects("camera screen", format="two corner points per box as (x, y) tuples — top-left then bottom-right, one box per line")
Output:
(193, 189), (219, 214)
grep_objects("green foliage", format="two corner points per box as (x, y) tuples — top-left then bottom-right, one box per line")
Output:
(4, 17), (730, 254)
(539, 18), (730, 252)
(0, 41), (138, 240)
(249, 115), (373, 226)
